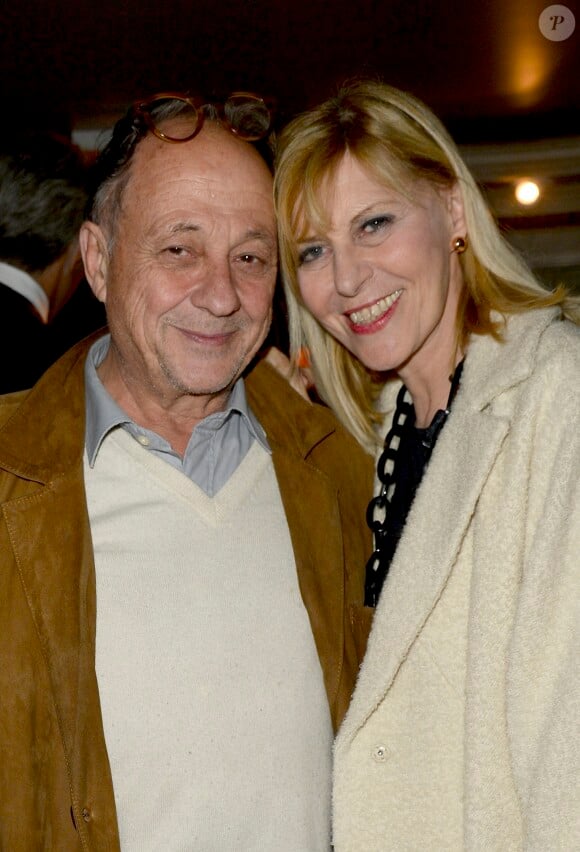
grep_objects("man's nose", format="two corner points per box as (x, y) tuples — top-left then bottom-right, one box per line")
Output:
(333, 248), (371, 298)
(191, 258), (242, 316)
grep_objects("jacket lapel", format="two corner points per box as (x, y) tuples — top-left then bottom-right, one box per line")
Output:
(2, 474), (96, 755)
(271, 440), (347, 714)
(246, 361), (347, 720)
(0, 336), (99, 762)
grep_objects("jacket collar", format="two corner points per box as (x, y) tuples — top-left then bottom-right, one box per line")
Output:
(0, 332), (100, 483)
(377, 308), (560, 423)
(0, 335), (340, 482)
(459, 307), (559, 411)
(246, 358), (338, 457)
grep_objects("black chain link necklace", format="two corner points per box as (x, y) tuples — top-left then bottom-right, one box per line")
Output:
(364, 361), (464, 607)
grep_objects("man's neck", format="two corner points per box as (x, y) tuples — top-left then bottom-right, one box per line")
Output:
(96, 355), (233, 457)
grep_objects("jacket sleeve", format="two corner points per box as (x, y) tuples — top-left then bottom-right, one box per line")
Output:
(506, 343), (580, 849)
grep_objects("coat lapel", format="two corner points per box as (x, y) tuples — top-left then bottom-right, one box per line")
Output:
(339, 361), (511, 742)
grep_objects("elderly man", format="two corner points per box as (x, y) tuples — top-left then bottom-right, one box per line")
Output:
(0, 94), (371, 850)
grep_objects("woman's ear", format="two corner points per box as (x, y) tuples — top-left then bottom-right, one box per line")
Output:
(79, 221), (109, 303)
(446, 181), (467, 237)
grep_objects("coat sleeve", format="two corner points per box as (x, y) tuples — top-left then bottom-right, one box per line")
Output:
(506, 340), (580, 850)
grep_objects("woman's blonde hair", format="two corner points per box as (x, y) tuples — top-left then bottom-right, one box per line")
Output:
(274, 79), (579, 451)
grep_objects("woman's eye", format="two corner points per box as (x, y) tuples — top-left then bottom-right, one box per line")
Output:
(361, 215), (393, 234)
(298, 245), (325, 265)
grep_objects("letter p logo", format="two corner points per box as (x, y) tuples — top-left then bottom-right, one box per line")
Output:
(539, 5), (576, 40)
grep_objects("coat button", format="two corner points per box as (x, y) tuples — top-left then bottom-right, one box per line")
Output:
(82, 807), (91, 823)
(372, 744), (390, 762)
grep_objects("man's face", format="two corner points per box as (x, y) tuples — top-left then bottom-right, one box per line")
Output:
(84, 124), (277, 410)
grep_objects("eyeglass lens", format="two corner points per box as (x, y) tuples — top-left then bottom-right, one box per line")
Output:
(143, 94), (271, 143)
(224, 94), (271, 141)
(144, 97), (201, 142)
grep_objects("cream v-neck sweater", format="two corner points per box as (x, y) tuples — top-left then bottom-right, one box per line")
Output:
(85, 429), (333, 851)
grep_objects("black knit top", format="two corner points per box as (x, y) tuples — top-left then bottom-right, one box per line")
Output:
(364, 361), (464, 607)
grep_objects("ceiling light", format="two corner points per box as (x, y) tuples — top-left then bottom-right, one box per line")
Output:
(515, 180), (540, 206)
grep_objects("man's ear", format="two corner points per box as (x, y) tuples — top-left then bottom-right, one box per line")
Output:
(79, 221), (109, 303)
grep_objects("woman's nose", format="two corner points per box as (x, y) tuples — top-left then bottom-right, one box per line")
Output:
(333, 248), (371, 298)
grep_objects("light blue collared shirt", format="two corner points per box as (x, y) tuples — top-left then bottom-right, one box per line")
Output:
(84, 335), (270, 496)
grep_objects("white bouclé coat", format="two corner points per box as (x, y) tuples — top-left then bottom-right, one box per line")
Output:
(334, 308), (580, 851)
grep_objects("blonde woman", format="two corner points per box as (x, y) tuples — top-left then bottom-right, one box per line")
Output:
(275, 80), (580, 850)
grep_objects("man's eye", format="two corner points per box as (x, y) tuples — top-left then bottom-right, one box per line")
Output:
(236, 253), (267, 268)
(298, 245), (325, 265)
(361, 215), (393, 234)
(165, 246), (188, 257)
(234, 252), (274, 274)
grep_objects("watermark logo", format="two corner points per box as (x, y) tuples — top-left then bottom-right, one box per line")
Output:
(539, 5), (576, 40)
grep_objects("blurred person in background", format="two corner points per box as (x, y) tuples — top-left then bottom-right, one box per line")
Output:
(0, 132), (88, 392)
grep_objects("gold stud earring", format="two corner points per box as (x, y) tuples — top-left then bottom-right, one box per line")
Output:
(452, 236), (467, 254)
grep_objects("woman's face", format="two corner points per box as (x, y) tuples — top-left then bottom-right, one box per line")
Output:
(294, 153), (466, 386)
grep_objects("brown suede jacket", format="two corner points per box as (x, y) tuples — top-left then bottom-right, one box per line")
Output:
(0, 334), (372, 850)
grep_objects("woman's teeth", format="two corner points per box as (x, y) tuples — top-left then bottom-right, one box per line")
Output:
(349, 290), (402, 326)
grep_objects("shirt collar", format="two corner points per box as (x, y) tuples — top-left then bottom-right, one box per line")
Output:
(84, 334), (269, 466)
(0, 261), (49, 322)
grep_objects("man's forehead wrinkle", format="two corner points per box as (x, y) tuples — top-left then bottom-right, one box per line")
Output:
(179, 167), (265, 193)
(135, 177), (274, 211)
(168, 222), (201, 235)
(150, 219), (275, 240)
(243, 229), (277, 246)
